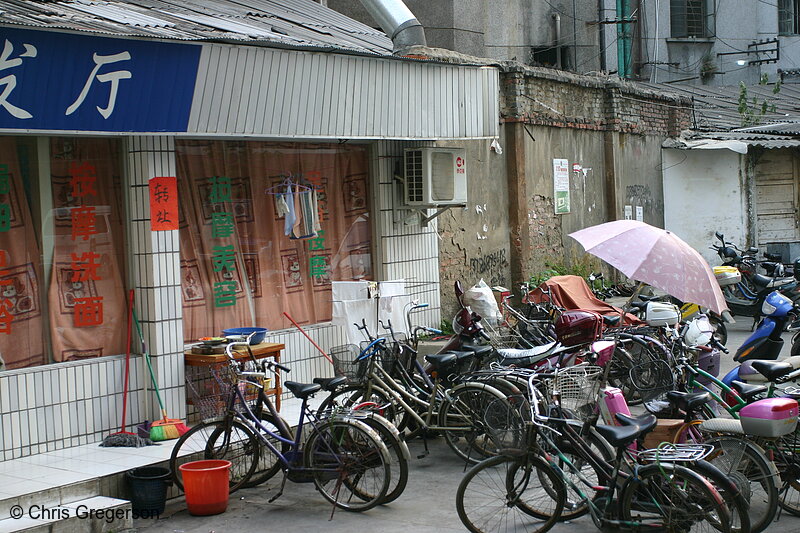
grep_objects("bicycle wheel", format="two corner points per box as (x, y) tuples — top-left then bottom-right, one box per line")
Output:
(703, 436), (778, 533)
(304, 418), (390, 512)
(318, 384), (405, 429)
(243, 412), (291, 488)
(456, 454), (564, 533)
(619, 462), (731, 533)
(692, 459), (751, 533)
(439, 383), (509, 463)
(346, 412), (409, 504)
(774, 430), (800, 516)
(169, 419), (259, 493)
(538, 426), (614, 521)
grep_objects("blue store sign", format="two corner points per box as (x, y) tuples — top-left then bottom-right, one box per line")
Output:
(0, 27), (201, 132)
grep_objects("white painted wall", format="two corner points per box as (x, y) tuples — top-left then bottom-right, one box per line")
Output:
(663, 148), (747, 267)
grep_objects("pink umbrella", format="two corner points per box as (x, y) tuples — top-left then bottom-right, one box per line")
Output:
(569, 220), (729, 315)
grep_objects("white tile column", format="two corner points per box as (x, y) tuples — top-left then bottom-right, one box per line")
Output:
(124, 136), (185, 420)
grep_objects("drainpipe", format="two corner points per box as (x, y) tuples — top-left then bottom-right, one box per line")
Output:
(358, 0), (427, 52)
(553, 14), (562, 69)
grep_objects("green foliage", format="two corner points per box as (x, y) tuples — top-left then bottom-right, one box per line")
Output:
(439, 318), (455, 336)
(528, 253), (602, 288)
(738, 75), (782, 127)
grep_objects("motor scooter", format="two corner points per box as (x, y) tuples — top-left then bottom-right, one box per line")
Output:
(720, 291), (800, 388)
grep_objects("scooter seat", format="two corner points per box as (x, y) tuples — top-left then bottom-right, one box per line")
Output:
(751, 273), (795, 289)
(699, 418), (744, 435)
(460, 343), (494, 358)
(425, 353), (457, 370)
(730, 380), (767, 400)
(496, 342), (557, 360)
(666, 390), (712, 413)
(594, 423), (645, 448)
(615, 413), (658, 435)
(751, 360), (794, 382)
(449, 350), (476, 362)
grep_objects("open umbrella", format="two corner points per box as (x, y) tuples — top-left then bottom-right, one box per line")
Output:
(568, 220), (729, 315)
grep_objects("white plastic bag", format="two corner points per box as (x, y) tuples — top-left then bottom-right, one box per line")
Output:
(463, 279), (502, 326)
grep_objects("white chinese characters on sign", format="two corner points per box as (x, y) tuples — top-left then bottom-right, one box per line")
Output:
(66, 51), (132, 119)
(0, 39), (37, 119)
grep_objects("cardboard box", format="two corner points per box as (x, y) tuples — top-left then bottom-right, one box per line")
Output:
(642, 419), (684, 449)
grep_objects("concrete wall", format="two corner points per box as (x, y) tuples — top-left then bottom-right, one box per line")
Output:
(329, 0), (603, 71)
(436, 136), (512, 317)
(662, 148), (747, 267)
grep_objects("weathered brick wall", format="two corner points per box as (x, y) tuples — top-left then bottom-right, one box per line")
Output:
(500, 66), (692, 136)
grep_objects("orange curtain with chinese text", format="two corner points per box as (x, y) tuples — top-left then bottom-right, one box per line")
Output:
(0, 138), (45, 369)
(177, 141), (372, 340)
(47, 138), (128, 362)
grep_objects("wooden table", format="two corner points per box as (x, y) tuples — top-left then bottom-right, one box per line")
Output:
(184, 342), (285, 414)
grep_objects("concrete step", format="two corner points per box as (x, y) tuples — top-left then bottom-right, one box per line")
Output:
(0, 496), (133, 533)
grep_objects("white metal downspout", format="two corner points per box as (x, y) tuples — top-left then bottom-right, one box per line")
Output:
(358, 0), (427, 52)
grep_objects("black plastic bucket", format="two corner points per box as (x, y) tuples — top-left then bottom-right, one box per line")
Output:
(126, 466), (171, 517)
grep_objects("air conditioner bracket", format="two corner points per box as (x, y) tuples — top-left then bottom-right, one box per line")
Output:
(419, 204), (465, 227)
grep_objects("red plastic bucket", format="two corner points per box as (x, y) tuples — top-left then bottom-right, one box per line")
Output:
(178, 460), (231, 516)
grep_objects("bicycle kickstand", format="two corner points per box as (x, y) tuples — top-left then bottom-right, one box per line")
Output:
(417, 433), (430, 459)
(268, 472), (288, 503)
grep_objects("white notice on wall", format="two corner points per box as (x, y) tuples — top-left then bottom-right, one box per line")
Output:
(553, 158), (570, 214)
(624, 205), (632, 220)
(635, 206), (644, 222)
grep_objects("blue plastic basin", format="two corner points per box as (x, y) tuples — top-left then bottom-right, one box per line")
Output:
(222, 327), (268, 345)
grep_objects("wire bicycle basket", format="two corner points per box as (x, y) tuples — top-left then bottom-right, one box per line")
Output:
(545, 364), (603, 415)
(330, 344), (370, 384)
(186, 364), (267, 422)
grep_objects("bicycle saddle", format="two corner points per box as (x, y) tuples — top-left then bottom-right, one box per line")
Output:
(751, 360), (794, 382)
(730, 380), (767, 401)
(425, 353), (457, 370)
(614, 413), (658, 435)
(594, 423), (644, 448)
(666, 391), (712, 413)
(313, 376), (347, 392)
(284, 381), (321, 400)
(602, 315), (621, 327)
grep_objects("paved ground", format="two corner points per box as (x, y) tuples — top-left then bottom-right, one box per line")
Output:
(136, 319), (798, 532)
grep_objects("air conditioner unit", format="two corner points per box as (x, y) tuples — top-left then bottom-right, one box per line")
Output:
(403, 148), (467, 207)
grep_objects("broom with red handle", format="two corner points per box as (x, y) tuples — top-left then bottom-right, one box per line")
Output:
(100, 290), (152, 447)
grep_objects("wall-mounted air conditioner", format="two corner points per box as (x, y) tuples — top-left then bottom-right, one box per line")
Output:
(403, 147), (467, 207)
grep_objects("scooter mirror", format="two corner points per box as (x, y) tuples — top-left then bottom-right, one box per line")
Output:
(715, 231), (724, 241)
(454, 280), (465, 306)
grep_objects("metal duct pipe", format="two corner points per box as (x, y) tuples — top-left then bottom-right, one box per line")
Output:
(553, 13), (562, 69)
(359, 0), (427, 51)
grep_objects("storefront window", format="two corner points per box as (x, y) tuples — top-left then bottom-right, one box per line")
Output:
(176, 140), (372, 340)
(0, 137), (128, 370)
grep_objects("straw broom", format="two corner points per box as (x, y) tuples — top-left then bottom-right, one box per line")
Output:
(132, 308), (189, 441)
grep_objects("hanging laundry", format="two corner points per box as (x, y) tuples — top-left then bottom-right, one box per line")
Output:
(283, 184), (296, 236)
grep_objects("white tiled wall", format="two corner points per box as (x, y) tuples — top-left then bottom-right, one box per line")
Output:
(1, 137), (442, 460)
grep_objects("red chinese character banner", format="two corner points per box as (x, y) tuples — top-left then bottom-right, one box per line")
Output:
(149, 176), (179, 231)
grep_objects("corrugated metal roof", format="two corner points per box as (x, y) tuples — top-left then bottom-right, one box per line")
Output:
(639, 81), (800, 132)
(665, 130), (800, 150)
(0, 0), (393, 56)
(737, 122), (800, 135)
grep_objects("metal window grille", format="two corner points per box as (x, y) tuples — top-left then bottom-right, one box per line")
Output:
(670, 0), (710, 38)
(779, 0), (800, 35)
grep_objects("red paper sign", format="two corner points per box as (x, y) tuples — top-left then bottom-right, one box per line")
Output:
(149, 177), (178, 231)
